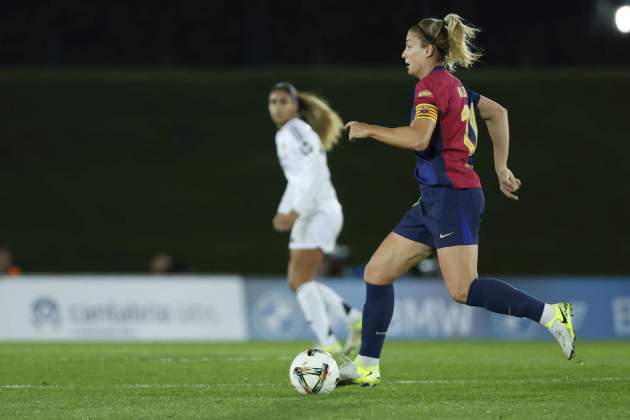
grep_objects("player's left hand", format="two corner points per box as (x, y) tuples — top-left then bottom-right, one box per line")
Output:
(345, 121), (372, 141)
(496, 167), (522, 200)
(272, 211), (300, 232)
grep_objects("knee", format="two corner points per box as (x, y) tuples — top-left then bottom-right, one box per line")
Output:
(447, 283), (470, 304)
(288, 277), (306, 292)
(364, 260), (393, 286)
(287, 279), (298, 292)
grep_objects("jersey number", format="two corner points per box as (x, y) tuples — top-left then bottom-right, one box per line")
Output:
(460, 103), (478, 156)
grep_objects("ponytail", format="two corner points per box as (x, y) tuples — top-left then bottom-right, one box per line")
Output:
(443, 14), (482, 71)
(411, 13), (482, 71)
(297, 92), (344, 152)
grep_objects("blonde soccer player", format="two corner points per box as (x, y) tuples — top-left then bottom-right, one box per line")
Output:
(268, 82), (362, 354)
(339, 14), (576, 386)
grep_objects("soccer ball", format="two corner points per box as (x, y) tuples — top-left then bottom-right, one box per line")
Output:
(289, 348), (339, 395)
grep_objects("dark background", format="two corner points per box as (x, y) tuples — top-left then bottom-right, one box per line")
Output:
(1, 1), (630, 67)
(1, 1), (629, 274)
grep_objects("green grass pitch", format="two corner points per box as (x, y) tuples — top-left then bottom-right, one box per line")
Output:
(1, 341), (629, 419)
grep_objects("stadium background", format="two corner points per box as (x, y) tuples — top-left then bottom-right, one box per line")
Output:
(1, 0), (629, 274)
(2, 2), (630, 418)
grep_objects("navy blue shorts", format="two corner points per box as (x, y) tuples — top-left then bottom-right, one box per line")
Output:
(393, 186), (485, 249)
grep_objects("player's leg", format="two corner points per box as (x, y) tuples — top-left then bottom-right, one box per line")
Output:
(288, 248), (341, 352)
(361, 232), (432, 354)
(437, 244), (545, 316)
(304, 204), (363, 353)
(339, 232), (432, 385)
(437, 245), (575, 359)
(316, 282), (362, 352)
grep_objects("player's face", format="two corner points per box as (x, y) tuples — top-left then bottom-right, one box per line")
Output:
(402, 31), (430, 77)
(268, 90), (298, 126)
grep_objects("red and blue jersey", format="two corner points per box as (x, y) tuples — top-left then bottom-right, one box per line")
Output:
(409, 66), (481, 189)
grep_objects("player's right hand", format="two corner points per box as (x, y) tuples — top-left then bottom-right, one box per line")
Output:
(272, 212), (299, 232)
(345, 121), (372, 141)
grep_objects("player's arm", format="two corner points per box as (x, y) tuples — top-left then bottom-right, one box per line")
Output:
(291, 149), (323, 215)
(346, 119), (434, 151)
(277, 184), (293, 214)
(347, 85), (438, 151)
(273, 132), (319, 231)
(476, 96), (509, 172)
(274, 181), (299, 232)
(476, 95), (522, 200)
(273, 134), (301, 232)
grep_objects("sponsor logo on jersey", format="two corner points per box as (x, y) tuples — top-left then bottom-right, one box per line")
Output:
(418, 90), (433, 97)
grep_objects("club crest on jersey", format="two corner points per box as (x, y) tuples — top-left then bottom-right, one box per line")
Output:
(418, 90), (433, 98)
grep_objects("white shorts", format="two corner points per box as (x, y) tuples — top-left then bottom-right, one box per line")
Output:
(289, 201), (343, 254)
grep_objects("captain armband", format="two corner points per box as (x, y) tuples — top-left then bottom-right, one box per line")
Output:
(414, 103), (439, 123)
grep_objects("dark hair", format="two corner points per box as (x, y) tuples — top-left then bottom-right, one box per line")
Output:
(271, 82), (298, 101)
(270, 82), (344, 151)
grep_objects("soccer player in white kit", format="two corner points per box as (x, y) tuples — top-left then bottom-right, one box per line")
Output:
(268, 82), (362, 354)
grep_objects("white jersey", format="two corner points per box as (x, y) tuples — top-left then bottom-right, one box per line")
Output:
(275, 117), (339, 216)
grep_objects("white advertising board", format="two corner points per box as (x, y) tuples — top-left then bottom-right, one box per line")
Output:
(0, 276), (247, 341)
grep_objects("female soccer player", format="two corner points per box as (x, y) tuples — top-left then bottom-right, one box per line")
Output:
(269, 82), (362, 354)
(339, 14), (575, 385)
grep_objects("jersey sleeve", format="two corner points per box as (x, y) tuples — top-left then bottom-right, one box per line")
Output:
(466, 89), (481, 106)
(412, 79), (440, 124)
(276, 130), (300, 214)
(276, 124), (323, 215)
(292, 154), (324, 215)
(286, 124), (314, 157)
(277, 184), (294, 214)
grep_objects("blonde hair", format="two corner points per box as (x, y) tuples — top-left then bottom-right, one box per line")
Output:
(297, 92), (344, 152)
(411, 13), (482, 71)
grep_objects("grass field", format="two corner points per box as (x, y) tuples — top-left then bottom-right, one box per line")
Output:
(1, 341), (629, 419)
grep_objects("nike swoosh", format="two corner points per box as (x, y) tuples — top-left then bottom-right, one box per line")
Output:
(439, 232), (454, 239)
(559, 307), (567, 324)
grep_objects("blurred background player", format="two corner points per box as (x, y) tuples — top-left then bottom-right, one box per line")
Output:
(268, 82), (362, 354)
(340, 14), (575, 385)
(148, 253), (189, 274)
(0, 242), (21, 277)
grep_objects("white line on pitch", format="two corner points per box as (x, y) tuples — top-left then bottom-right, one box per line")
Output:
(2, 377), (629, 390)
(393, 377), (630, 384)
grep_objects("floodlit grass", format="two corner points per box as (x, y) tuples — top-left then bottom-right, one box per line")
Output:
(1, 341), (629, 419)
